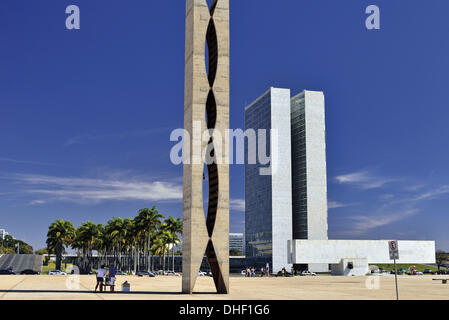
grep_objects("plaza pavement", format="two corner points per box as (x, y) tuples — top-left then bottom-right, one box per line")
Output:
(0, 275), (448, 300)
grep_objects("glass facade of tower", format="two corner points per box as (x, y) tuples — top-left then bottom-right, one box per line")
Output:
(291, 93), (308, 239)
(245, 90), (273, 267)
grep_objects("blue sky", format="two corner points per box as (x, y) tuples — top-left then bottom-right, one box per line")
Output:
(0, 0), (448, 251)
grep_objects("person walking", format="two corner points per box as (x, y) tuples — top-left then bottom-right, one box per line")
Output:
(251, 267), (255, 277)
(265, 263), (270, 277)
(107, 263), (117, 292)
(95, 265), (107, 292)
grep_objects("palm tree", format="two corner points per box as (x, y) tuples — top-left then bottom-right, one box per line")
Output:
(151, 237), (165, 271)
(134, 207), (164, 271)
(164, 216), (183, 272)
(74, 221), (100, 273)
(105, 217), (125, 267)
(46, 219), (76, 270)
(436, 251), (448, 271)
(93, 224), (107, 267)
(158, 226), (172, 272)
(129, 217), (143, 273)
(121, 218), (134, 272)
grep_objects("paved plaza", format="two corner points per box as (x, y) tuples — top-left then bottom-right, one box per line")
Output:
(0, 275), (448, 300)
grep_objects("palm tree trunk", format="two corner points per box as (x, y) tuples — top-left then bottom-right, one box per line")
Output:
(133, 246), (137, 274)
(118, 241), (122, 269)
(147, 233), (151, 272)
(172, 243), (175, 272)
(56, 242), (62, 271)
(163, 245), (166, 272)
(137, 245), (140, 272)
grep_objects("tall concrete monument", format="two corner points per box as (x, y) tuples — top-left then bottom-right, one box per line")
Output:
(182, 0), (230, 294)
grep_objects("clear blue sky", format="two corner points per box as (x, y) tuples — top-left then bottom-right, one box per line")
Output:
(0, 0), (448, 251)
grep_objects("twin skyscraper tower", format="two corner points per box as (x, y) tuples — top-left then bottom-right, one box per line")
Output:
(245, 88), (329, 273)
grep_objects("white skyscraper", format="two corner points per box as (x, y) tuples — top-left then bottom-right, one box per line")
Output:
(245, 87), (328, 273)
(245, 87), (293, 273)
(291, 90), (329, 272)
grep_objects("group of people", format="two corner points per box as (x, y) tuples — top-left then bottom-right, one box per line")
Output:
(95, 263), (117, 293)
(244, 265), (270, 277)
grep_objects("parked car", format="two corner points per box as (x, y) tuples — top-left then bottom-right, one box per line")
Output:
(275, 270), (293, 277)
(166, 271), (181, 277)
(116, 271), (127, 276)
(48, 270), (67, 275)
(416, 271), (424, 276)
(136, 271), (151, 277)
(198, 271), (207, 276)
(390, 269), (406, 275)
(301, 270), (317, 277)
(240, 270), (246, 276)
(423, 269), (434, 274)
(20, 269), (40, 275)
(0, 269), (15, 275)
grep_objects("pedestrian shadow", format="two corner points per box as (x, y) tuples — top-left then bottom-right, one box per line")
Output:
(0, 289), (222, 295)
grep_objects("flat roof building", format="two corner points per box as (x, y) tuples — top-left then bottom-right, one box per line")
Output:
(245, 88), (328, 272)
(244, 87), (435, 275)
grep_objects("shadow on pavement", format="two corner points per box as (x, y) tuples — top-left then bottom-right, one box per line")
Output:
(0, 290), (219, 295)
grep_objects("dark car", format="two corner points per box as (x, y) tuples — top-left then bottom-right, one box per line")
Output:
(423, 269), (434, 275)
(136, 271), (156, 277)
(20, 269), (40, 275)
(0, 269), (15, 275)
(136, 271), (149, 277)
(275, 271), (293, 277)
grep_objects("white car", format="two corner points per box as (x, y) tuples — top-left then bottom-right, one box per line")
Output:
(166, 271), (180, 277)
(301, 270), (317, 276)
(48, 270), (67, 275)
(198, 271), (207, 276)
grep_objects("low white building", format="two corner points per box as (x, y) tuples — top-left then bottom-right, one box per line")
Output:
(288, 240), (436, 276)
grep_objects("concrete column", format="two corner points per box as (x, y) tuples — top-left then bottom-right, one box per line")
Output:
(182, 0), (229, 294)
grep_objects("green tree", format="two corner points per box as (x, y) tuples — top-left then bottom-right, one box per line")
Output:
(104, 217), (134, 269)
(134, 207), (164, 271)
(436, 251), (448, 270)
(35, 247), (48, 255)
(159, 225), (172, 272)
(73, 221), (101, 273)
(164, 216), (183, 272)
(46, 219), (76, 270)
